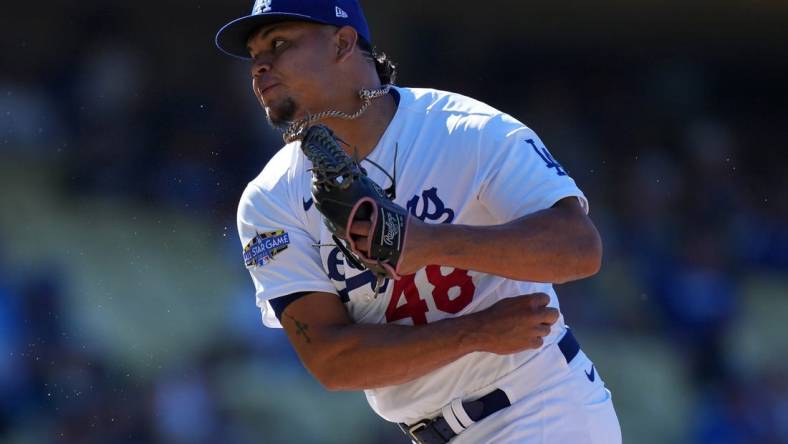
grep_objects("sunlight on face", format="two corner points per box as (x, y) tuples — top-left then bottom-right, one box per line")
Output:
(246, 22), (339, 129)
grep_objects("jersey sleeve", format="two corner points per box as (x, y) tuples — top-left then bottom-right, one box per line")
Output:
(475, 114), (589, 222)
(237, 170), (336, 329)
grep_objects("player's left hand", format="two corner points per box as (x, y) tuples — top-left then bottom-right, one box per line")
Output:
(348, 216), (428, 276)
(300, 124), (413, 280)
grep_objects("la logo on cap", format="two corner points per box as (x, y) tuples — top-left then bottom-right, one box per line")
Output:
(253, 0), (273, 14)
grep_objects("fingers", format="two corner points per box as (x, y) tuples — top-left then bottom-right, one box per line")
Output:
(353, 237), (370, 252)
(527, 321), (558, 349)
(348, 220), (371, 236)
(535, 322), (552, 337)
(541, 307), (560, 324)
(481, 295), (563, 354)
(526, 292), (550, 308)
(518, 293), (558, 323)
(348, 220), (371, 253)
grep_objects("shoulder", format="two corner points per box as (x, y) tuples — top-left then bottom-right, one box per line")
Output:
(395, 86), (528, 138)
(247, 142), (303, 194)
(239, 142), (304, 216)
(396, 86), (500, 117)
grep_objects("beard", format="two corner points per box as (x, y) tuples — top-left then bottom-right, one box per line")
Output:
(264, 96), (298, 130)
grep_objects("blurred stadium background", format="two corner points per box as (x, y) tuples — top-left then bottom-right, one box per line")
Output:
(2, 1), (788, 443)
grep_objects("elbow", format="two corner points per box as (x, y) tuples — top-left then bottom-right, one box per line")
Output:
(549, 202), (603, 283)
(582, 239), (603, 277)
(298, 328), (372, 391)
(315, 370), (362, 392)
(555, 224), (603, 284)
(308, 363), (346, 391)
(315, 374), (347, 392)
(576, 226), (603, 279)
(304, 353), (359, 392)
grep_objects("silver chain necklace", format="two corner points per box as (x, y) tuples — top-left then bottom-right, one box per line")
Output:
(282, 84), (391, 143)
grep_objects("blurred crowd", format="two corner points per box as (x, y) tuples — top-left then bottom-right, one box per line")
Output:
(2, 2), (787, 443)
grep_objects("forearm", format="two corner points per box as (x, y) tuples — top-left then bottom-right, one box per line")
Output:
(298, 314), (483, 390)
(282, 291), (556, 391)
(409, 199), (602, 283)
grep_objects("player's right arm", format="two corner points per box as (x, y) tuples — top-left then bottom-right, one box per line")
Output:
(278, 291), (558, 391)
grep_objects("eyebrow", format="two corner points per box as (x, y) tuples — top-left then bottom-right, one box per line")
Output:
(246, 23), (297, 53)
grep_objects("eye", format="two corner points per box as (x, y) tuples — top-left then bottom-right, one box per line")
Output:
(272, 39), (286, 51)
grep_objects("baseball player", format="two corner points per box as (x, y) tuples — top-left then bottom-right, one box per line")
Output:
(216, 1), (621, 442)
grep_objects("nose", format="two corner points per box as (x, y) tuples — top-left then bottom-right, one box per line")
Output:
(250, 58), (271, 78)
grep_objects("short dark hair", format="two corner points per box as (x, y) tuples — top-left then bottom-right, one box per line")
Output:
(358, 38), (397, 86)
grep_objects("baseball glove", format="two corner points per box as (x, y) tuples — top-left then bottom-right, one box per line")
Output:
(300, 124), (409, 281)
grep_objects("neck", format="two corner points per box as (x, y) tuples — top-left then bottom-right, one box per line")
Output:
(325, 91), (396, 159)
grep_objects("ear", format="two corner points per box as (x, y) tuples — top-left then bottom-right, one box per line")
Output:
(334, 26), (358, 61)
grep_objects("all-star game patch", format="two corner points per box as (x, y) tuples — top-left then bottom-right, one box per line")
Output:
(243, 230), (290, 269)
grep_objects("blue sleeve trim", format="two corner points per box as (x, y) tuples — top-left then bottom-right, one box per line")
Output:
(269, 292), (310, 320)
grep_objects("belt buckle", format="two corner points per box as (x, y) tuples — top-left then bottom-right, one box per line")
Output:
(407, 421), (429, 443)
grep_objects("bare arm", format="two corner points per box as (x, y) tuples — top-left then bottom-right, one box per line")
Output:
(354, 197), (602, 283)
(279, 291), (558, 391)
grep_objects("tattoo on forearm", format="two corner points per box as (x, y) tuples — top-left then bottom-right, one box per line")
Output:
(286, 314), (311, 343)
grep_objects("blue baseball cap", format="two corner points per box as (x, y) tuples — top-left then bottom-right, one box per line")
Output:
(216, 0), (372, 60)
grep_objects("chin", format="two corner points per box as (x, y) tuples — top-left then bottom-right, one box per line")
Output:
(265, 97), (299, 128)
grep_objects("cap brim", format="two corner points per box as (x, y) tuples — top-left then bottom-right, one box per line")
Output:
(215, 12), (332, 60)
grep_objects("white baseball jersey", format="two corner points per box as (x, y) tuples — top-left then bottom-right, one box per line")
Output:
(237, 86), (589, 425)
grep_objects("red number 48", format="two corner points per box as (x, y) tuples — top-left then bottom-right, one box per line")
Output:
(385, 266), (476, 325)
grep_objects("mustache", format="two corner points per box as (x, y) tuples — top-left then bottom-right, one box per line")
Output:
(250, 78), (299, 133)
